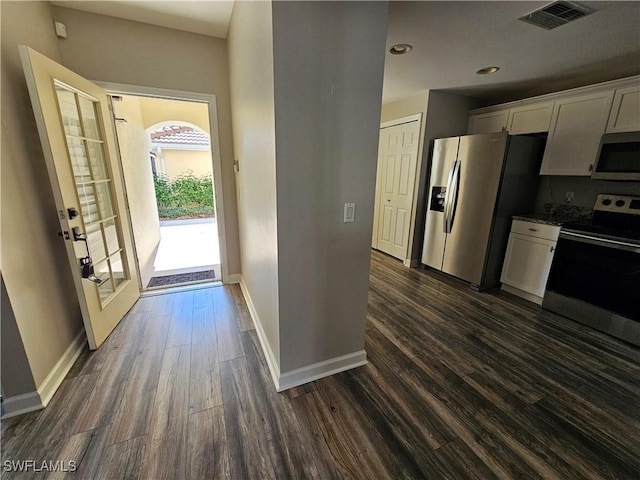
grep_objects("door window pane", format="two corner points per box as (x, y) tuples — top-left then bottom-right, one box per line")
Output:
(77, 184), (98, 224)
(86, 141), (107, 180)
(56, 88), (81, 136)
(86, 222), (106, 263)
(110, 252), (126, 290)
(103, 218), (120, 255)
(98, 278), (114, 302)
(78, 96), (100, 139)
(95, 182), (115, 219)
(66, 138), (91, 181)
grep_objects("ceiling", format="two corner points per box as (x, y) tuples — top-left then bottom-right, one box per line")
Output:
(50, 1), (640, 105)
(385, 1), (640, 105)
(50, 1), (234, 38)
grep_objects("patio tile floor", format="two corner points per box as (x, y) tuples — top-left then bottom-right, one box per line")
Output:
(150, 218), (220, 282)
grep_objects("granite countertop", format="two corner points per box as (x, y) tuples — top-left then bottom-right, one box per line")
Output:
(512, 214), (566, 226)
(512, 204), (593, 226)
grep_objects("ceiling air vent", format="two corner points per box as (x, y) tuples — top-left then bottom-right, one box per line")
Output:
(519, 1), (595, 30)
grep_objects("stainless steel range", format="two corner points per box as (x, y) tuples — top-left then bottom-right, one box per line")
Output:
(543, 194), (640, 346)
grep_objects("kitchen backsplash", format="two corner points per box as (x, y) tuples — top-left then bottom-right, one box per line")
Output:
(535, 176), (640, 212)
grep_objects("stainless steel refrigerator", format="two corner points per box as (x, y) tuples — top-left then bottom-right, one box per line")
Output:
(421, 132), (544, 290)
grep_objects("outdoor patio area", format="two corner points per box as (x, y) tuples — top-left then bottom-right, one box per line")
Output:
(148, 217), (221, 287)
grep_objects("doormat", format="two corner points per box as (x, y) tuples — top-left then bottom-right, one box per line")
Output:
(147, 270), (216, 288)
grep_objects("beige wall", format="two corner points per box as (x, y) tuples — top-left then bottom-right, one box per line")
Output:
(272, 1), (388, 372)
(381, 91), (429, 123)
(161, 150), (213, 180)
(139, 97), (211, 134)
(113, 96), (161, 288)
(1, 1), (83, 394)
(52, 6), (240, 276)
(228, 0), (280, 364)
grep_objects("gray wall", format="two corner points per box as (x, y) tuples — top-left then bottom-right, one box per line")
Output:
(535, 176), (640, 211)
(52, 5), (241, 277)
(1, 0), (83, 392)
(272, 1), (388, 372)
(227, 0), (280, 364)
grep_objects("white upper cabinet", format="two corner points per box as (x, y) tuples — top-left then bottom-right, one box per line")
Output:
(539, 91), (614, 176)
(467, 109), (509, 134)
(606, 86), (640, 133)
(467, 76), (638, 176)
(507, 101), (554, 134)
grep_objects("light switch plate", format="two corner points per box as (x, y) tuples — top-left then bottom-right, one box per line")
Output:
(344, 203), (355, 223)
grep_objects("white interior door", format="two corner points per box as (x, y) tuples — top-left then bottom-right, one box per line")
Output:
(20, 46), (140, 349)
(375, 119), (421, 260)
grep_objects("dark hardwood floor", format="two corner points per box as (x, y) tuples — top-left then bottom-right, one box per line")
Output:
(2, 250), (640, 479)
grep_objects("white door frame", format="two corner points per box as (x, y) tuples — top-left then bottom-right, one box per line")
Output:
(94, 81), (231, 285)
(372, 113), (422, 258)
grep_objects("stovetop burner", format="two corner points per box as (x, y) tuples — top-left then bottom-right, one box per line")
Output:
(560, 194), (640, 244)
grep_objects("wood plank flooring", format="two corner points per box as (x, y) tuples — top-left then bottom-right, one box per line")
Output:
(2, 251), (639, 479)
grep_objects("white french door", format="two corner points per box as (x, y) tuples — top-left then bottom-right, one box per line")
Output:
(20, 46), (140, 349)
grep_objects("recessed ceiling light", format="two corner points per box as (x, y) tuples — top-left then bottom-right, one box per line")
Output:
(389, 44), (413, 55)
(477, 66), (500, 75)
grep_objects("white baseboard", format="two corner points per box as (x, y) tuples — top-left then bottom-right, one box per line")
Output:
(403, 259), (421, 268)
(1, 331), (86, 419)
(277, 350), (367, 392)
(225, 273), (241, 284)
(1, 391), (43, 419)
(38, 331), (86, 405)
(237, 276), (368, 393)
(238, 276), (280, 388)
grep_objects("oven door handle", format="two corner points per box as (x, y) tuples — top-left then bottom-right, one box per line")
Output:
(560, 230), (640, 253)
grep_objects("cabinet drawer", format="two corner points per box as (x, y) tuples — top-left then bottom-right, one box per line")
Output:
(511, 220), (560, 241)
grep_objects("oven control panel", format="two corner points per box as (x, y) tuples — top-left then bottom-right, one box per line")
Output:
(594, 194), (640, 215)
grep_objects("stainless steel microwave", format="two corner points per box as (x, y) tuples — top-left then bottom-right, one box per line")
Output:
(591, 132), (640, 181)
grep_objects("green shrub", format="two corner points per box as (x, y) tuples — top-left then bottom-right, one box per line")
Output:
(153, 171), (215, 219)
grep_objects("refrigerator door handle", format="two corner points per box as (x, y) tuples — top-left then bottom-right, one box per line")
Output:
(446, 160), (461, 233)
(443, 162), (456, 233)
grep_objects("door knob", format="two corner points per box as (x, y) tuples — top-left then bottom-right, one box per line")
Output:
(86, 274), (103, 285)
(80, 256), (103, 284)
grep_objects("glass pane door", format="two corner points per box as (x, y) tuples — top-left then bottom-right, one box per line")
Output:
(56, 83), (129, 307)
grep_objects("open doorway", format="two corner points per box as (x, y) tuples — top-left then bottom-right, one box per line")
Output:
(111, 94), (222, 289)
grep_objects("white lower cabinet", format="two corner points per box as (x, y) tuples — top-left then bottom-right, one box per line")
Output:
(500, 220), (560, 305)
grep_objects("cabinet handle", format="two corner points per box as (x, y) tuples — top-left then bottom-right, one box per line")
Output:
(588, 164), (593, 172)
(528, 228), (538, 232)
(550, 246), (555, 253)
